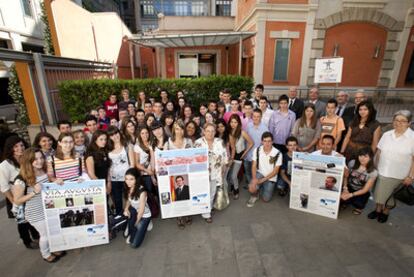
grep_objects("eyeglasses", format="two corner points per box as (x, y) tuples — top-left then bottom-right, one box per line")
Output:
(393, 119), (408, 124)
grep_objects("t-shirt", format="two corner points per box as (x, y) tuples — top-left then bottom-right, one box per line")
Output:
(252, 146), (282, 182)
(0, 160), (19, 193)
(109, 147), (131, 181)
(48, 157), (85, 182)
(133, 144), (151, 175)
(319, 115), (345, 144)
(129, 188), (151, 218)
(85, 151), (111, 180)
(104, 100), (118, 119)
(347, 160), (378, 191)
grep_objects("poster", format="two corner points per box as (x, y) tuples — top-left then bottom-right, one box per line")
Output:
(155, 147), (210, 219)
(314, 57), (344, 83)
(289, 152), (345, 219)
(41, 180), (109, 252)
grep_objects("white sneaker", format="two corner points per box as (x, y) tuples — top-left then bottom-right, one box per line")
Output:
(147, 220), (153, 232)
(125, 236), (130, 244)
(123, 225), (129, 238)
(246, 196), (258, 208)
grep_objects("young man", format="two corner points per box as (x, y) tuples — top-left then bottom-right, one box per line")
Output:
(245, 109), (269, 184)
(143, 100), (153, 115)
(223, 98), (243, 123)
(276, 136), (298, 196)
(250, 84), (269, 109)
(84, 115), (98, 141)
(305, 87), (326, 119)
(104, 93), (119, 120)
(319, 98), (345, 149)
(119, 89), (135, 110)
(208, 100), (217, 116)
(241, 100), (253, 130)
(152, 100), (163, 122)
(268, 94), (296, 149)
(136, 109), (145, 125)
(288, 86), (304, 119)
(57, 120), (72, 135)
(222, 89), (231, 112)
(247, 132), (282, 207)
(312, 135), (342, 157)
(239, 90), (249, 101)
(259, 96), (273, 126)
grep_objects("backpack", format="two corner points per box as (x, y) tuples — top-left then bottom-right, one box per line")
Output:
(256, 146), (280, 170)
(108, 213), (128, 240)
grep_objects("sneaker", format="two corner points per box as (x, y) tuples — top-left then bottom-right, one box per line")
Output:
(233, 189), (240, 200)
(377, 213), (389, 223)
(123, 225), (129, 238)
(246, 196), (258, 208)
(367, 210), (379, 219)
(147, 220), (153, 232)
(125, 236), (130, 244)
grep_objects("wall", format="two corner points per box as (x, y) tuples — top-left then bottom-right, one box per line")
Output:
(267, 0), (308, 3)
(236, 0), (256, 27)
(262, 21), (306, 85)
(157, 16), (234, 34)
(397, 26), (414, 87)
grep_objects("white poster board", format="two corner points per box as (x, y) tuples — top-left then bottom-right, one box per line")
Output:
(314, 57), (344, 83)
(155, 148), (210, 219)
(289, 152), (345, 219)
(42, 180), (109, 252)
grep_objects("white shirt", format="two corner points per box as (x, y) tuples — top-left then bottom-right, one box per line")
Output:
(252, 146), (282, 182)
(377, 128), (414, 179)
(0, 160), (19, 193)
(312, 150), (342, 157)
(261, 108), (274, 127)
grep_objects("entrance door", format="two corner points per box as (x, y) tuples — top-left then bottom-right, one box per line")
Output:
(178, 53), (216, 78)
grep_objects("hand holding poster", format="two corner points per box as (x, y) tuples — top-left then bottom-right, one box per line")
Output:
(155, 148), (210, 219)
(314, 57), (344, 83)
(42, 179), (109, 252)
(289, 152), (345, 219)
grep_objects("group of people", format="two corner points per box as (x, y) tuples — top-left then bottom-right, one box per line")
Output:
(0, 85), (413, 262)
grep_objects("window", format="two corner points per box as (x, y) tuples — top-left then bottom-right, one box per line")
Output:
(175, 1), (189, 16)
(0, 39), (9, 49)
(141, 0), (155, 16)
(21, 0), (32, 17)
(216, 0), (232, 16)
(273, 40), (290, 81)
(191, 1), (206, 16)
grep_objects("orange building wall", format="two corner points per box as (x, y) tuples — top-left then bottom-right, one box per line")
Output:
(397, 27), (414, 87)
(263, 22), (306, 86)
(236, 0), (256, 27)
(323, 22), (387, 87)
(140, 47), (157, 78)
(267, 0), (308, 3)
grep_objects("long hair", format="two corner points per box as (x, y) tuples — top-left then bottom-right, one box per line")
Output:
(352, 146), (375, 173)
(2, 135), (28, 167)
(106, 126), (127, 151)
(215, 118), (230, 145)
(32, 132), (57, 151)
(298, 103), (317, 129)
(171, 119), (185, 142)
(55, 133), (76, 160)
(180, 104), (193, 121)
(351, 100), (377, 128)
(20, 148), (47, 186)
(137, 126), (151, 154)
(123, 168), (146, 200)
(120, 118), (136, 145)
(185, 120), (201, 141)
(86, 130), (109, 156)
(229, 114), (242, 140)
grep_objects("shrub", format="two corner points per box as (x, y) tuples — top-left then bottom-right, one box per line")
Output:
(58, 75), (254, 122)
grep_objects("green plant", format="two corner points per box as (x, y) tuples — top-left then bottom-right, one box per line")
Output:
(58, 75), (254, 122)
(40, 1), (55, 55)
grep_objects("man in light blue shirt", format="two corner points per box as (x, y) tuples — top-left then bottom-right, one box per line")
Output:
(244, 108), (269, 184)
(268, 94), (296, 149)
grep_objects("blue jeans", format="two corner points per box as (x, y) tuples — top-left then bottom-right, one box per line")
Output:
(111, 181), (124, 215)
(255, 172), (276, 202)
(128, 206), (151, 249)
(243, 160), (252, 184)
(142, 175), (154, 194)
(276, 178), (289, 190)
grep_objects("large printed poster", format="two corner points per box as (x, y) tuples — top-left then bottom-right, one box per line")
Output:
(155, 148), (210, 219)
(314, 57), (344, 83)
(289, 152), (345, 219)
(42, 180), (109, 252)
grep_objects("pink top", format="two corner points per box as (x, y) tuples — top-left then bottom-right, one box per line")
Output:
(223, 111), (244, 123)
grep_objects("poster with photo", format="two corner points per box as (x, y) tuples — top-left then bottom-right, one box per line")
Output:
(41, 180), (109, 252)
(155, 147), (210, 219)
(289, 152), (345, 219)
(314, 57), (344, 83)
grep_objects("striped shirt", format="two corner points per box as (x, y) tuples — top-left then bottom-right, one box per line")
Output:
(47, 157), (85, 182)
(15, 174), (49, 223)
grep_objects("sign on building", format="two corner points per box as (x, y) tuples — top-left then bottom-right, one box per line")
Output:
(314, 57), (344, 84)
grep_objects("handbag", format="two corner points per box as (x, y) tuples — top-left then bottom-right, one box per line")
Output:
(385, 184), (414, 209)
(214, 185), (230, 211)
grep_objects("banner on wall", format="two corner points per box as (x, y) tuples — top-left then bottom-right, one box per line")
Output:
(41, 180), (109, 252)
(155, 147), (210, 219)
(314, 57), (344, 83)
(289, 152), (345, 219)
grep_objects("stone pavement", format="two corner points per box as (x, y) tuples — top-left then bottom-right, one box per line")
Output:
(1, 189), (414, 277)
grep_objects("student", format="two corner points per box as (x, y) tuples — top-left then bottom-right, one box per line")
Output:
(180, 104), (194, 124)
(104, 93), (119, 120)
(223, 98), (243, 123)
(319, 99), (345, 149)
(160, 90), (170, 108)
(185, 120), (201, 144)
(134, 126), (155, 194)
(84, 115), (99, 141)
(268, 94), (296, 150)
(152, 100), (164, 122)
(276, 136), (298, 196)
(250, 84), (271, 109)
(32, 132), (56, 161)
(119, 89), (135, 110)
(57, 120), (72, 135)
(97, 106), (110, 130)
(145, 113), (156, 128)
(135, 109), (145, 126)
(121, 118), (137, 146)
(247, 132), (282, 207)
(136, 91), (146, 110)
(162, 112), (175, 138)
(73, 129), (87, 158)
(123, 168), (152, 248)
(222, 89), (231, 112)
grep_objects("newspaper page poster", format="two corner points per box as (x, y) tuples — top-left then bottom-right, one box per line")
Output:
(41, 179), (109, 252)
(314, 57), (344, 83)
(289, 152), (345, 219)
(155, 147), (210, 219)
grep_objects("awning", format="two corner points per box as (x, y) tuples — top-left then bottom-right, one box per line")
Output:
(128, 31), (256, 48)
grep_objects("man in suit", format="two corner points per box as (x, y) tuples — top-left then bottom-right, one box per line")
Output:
(175, 176), (190, 201)
(288, 86), (304, 119)
(336, 91), (355, 128)
(305, 87), (326, 119)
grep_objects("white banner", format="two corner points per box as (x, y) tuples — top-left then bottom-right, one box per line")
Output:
(155, 148), (210, 219)
(314, 57), (344, 83)
(289, 152), (345, 219)
(41, 180), (109, 252)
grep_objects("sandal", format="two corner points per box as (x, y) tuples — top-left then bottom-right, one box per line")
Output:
(204, 217), (213, 224)
(43, 255), (59, 263)
(352, 209), (362, 215)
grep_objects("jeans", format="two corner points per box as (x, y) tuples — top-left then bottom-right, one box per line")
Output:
(128, 206), (151, 248)
(17, 222), (40, 246)
(111, 181), (124, 215)
(276, 178), (289, 190)
(229, 160), (242, 191)
(30, 220), (50, 258)
(243, 160), (253, 184)
(142, 176), (154, 194)
(254, 172), (276, 202)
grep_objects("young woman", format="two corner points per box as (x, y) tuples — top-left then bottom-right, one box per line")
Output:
(73, 130), (88, 158)
(0, 136), (39, 249)
(217, 101), (226, 119)
(151, 122), (167, 151)
(107, 126), (135, 216)
(136, 91), (146, 110)
(228, 114), (253, 199)
(185, 120), (201, 144)
(85, 130), (112, 195)
(32, 132), (57, 161)
(199, 103), (208, 118)
(340, 101), (381, 162)
(291, 103), (322, 152)
(205, 112), (215, 125)
(177, 97), (186, 116)
(163, 120), (193, 229)
(134, 126), (155, 194)
(162, 112), (175, 138)
(160, 90), (170, 107)
(341, 147), (377, 215)
(145, 113), (156, 128)
(180, 104), (193, 124)
(216, 119), (231, 195)
(121, 118), (137, 146)
(124, 168), (152, 248)
(13, 148), (66, 262)
(47, 133), (86, 184)
(165, 101), (176, 114)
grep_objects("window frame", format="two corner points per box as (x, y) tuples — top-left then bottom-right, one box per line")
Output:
(21, 0), (33, 18)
